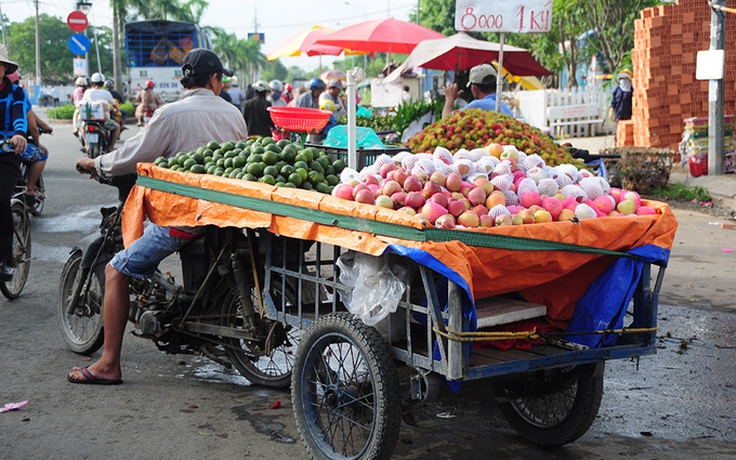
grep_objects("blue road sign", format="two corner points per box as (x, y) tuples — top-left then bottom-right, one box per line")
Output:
(68, 34), (91, 55)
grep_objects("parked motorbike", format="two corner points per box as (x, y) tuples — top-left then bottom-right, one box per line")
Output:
(57, 172), (300, 387)
(80, 120), (112, 159)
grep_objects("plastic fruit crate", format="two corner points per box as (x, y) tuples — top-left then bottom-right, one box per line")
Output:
(305, 143), (411, 170)
(267, 107), (332, 133)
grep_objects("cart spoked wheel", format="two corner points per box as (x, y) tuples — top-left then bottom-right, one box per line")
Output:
(292, 312), (400, 460)
(493, 362), (604, 446)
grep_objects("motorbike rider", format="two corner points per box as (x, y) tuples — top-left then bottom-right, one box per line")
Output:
(267, 80), (287, 107)
(105, 79), (128, 127)
(68, 48), (247, 385)
(79, 72), (121, 152)
(134, 80), (163, 127)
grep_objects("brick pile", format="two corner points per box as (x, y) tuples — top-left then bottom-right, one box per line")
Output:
(622, 0), (736, 150)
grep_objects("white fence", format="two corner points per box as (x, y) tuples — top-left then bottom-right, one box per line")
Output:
(515, 85), (615, 138)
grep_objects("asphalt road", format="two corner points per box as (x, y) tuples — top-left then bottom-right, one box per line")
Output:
(1, 119), (735, 460)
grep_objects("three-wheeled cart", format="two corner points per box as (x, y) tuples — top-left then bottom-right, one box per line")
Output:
(126, 163), (678, 460)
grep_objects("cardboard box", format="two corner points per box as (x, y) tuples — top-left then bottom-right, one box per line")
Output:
(80, 101), (109, 121)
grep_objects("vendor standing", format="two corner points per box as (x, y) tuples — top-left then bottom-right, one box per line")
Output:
(609, 69), (633, 124)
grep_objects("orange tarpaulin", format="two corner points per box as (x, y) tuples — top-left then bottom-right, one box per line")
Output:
(124, 163), (678, 324)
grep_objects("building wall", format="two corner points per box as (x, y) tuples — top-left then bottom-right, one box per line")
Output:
(624, 0), (735, 150)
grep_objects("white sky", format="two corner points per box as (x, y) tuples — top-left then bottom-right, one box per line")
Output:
(0, 0), (419, 72)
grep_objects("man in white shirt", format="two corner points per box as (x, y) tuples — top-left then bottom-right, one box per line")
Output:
(80, 72), (121, 151)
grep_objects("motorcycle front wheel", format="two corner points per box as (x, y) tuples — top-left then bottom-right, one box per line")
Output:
(58, 251), (105, 355)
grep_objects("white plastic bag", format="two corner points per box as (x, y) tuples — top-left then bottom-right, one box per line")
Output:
(336, 251), (407, 327)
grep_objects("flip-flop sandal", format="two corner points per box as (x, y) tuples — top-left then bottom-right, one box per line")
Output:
(67, 367), (123, 385)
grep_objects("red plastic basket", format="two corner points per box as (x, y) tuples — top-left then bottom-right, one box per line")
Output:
(267, 107), (332, 133)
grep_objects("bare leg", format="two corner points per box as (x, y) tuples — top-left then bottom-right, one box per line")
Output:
(109, 126), (121, 152)
(68, 263), (130, 382)
(27, 161), (45, 196)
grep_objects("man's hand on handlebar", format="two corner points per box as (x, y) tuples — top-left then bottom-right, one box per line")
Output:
(76, 157), (98, 178)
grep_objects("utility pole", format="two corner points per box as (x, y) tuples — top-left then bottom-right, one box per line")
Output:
(0, 2), (7, 47)
(708, 0), (726, 175)
(35, 0), (41, 85)
(112, 6), (123, 92)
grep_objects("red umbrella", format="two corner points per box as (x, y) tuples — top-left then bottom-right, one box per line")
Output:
(387, 32), (552, 77)
(315, 18), (444, 55)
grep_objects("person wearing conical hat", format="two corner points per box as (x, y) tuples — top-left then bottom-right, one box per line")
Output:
(0, 45), (28, 282)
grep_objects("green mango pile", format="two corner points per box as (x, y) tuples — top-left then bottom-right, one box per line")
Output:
(154, 137), (345, 194)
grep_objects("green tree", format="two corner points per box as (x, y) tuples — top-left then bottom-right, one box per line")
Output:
(261, 59), (288, 82)
(577, 0), (662, 73)
(6, 14), (113, 85)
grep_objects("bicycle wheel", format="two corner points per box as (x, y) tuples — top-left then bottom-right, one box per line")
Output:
(493, 362), (604, 447)
(1, 201), (31, 299)
(292, 312), (401, 460)
(57, 251), (105, 355)
(221, 283), (300, 388)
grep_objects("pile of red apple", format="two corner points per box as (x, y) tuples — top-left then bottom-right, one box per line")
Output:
(333, 146), (657, 229)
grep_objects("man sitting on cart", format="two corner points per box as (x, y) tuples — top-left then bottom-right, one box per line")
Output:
(68, 48), (248, 385)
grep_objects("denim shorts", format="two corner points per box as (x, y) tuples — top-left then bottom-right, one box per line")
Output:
(110, 224), (191, 278)
(21, 144), (48, 162)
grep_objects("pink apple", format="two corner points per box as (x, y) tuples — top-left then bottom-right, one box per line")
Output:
(435, 214), (456, 229)
(404, 191), (425, 209)
(479, 214), (494, 227)
(473, 177), (494, 195)
(472, 204), (489, 217)
(445, 172), (463, 192)
(354, 189), (374, 204)
(533, 209), (553, 223)
(457, 210), (480, 227)
(363, 174), (379, 186)
(403, 175), (423, 193)
(616, 199), (637, 215)
(392, 168), (409, 187)
(429, 171), (447, 187)
(423, 180), (441, 199)
(447, 199), (467, 218)
(379, 161), (397, 178)
(374, 195), (393, 209)
(429, 193), (449, 208)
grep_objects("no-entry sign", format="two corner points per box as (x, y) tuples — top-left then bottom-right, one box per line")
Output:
(67, 11), (88, 33)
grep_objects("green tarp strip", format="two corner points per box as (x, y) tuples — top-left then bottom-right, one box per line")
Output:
(137, 175), (634, 258)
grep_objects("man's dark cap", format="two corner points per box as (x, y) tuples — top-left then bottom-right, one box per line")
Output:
(182, 48), (234, 78)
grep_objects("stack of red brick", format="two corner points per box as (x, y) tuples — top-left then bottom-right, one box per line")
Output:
(620, 0), (736, 150)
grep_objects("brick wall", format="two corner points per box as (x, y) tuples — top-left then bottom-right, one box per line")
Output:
(622, 0), (735, 149)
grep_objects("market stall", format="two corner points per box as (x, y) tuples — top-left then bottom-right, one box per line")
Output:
(122, 154), (677, 457)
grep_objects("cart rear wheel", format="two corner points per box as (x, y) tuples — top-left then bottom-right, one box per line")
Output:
(292, 312), (400, 460)
(493, 362), (604, 446)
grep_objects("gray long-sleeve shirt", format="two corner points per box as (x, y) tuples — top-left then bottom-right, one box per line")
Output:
(96, 88), (248, 180)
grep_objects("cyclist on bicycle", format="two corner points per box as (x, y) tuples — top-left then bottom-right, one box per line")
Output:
(0, 46), (28, 282)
